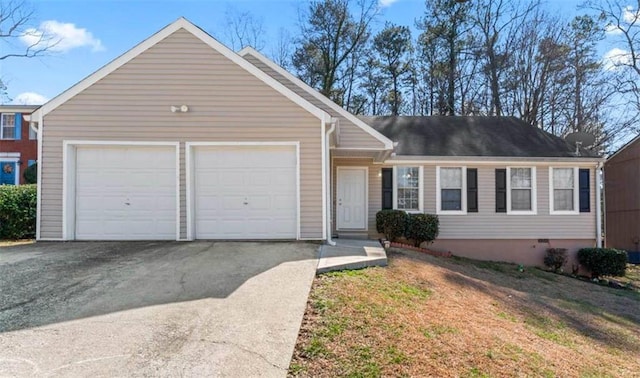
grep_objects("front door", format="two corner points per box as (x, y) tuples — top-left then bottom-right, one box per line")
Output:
(337, 167), (367, 229)
(0, 161), (16, 185)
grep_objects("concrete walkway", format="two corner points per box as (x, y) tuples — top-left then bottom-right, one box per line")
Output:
(317, 239), (387, 273)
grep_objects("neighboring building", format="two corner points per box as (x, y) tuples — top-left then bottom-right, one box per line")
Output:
(0, 105), (39, 185)
(605, 135), (640, 253)
(30, 18), (602, 267)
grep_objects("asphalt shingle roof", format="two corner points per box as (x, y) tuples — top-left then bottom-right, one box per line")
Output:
(360, 116), (599, 158)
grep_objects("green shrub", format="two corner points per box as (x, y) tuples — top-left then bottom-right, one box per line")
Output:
(577, 248), (628, 278)
(0, 184), (37, 239)
(543, 248), (568, 273)
(23, 163), (37, 184)
(376, 210), (408, 242)
(405, 213), (439, 247)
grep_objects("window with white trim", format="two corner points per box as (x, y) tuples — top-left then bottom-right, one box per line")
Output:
(508, 167), (536, 213)
(550, 167), (578, 213)
(29, 125), (37, 140)
(437, 166), (466, 213)
(1, 113), (15, 139)
(395, 166), (421, 211)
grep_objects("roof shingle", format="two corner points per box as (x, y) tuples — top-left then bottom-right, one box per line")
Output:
(360, 116), (599, 158)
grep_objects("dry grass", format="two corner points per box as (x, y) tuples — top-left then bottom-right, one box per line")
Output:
(289, 250), (640, 378)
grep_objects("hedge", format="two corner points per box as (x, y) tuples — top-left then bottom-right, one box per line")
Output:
(376, 210), (440, 247)
(0, 184), (37, 239)
(577, 248), (628, 278)
(405, 213), (439, 247)
(375, 209), (408, 242)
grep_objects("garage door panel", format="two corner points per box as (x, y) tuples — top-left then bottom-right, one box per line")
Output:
(75, 146), (177, 240)
(194, 145), (297, 240)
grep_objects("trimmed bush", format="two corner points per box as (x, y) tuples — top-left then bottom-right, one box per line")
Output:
(577, 248), (628, 278)
(543, 248), (568, 273)
(405, 213), (439, 247)
(0, 184), (37, 240)
(376, 209), (408, 242)
(23, 163), (37, 184)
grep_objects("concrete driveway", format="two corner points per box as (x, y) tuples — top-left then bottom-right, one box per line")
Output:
(0, 241), (319, 377)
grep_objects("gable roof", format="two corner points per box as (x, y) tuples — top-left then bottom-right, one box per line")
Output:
(238, 47), (393, 150)
(32, 18), (331, 122)
(361, 116), (601, 158)
(606, 133), (640, 162)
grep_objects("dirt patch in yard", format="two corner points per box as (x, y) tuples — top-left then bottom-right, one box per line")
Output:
(289, 250), (640, 377)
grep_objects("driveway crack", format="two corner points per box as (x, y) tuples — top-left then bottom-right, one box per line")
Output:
(204, 339), (287, 371)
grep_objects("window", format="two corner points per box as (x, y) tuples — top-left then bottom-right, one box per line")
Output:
(394, 166), (422, 211)
(1, 113), (15, 139)
(550, 167), (579, 214)
(437, 167), (466, 213)
(507, 167), (536, 214)
(29, 125), (37, 140)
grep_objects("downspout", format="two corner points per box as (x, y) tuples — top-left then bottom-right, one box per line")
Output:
(596, 161), (603, 248)
(325, 118), (337, 246)
(35, 111), (43, 240)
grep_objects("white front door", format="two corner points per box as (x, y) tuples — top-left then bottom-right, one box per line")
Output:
(337, 167), (367, 230)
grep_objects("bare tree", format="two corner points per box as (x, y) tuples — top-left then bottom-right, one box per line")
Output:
(0, 0), (55, 61)
(584, 0), (640, 139)
(470, 0), (539, 115)
(223, 6), (265, 51)
(270, 28), (293, 68)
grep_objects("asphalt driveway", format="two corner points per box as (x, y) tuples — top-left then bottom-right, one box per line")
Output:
(0, 241), (319, 377)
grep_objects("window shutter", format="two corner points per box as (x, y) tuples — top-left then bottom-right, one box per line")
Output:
(495, 169), (507, 213)
(579, 169), (590, 212)
(14, 113), (22, 140)
(467, 168), (478, 212)
(381, 168), (393, 210)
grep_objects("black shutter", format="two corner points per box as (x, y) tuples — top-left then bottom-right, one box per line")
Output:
(381, 168), (393, 210)
(467, 168), (478, 212)
(496, 169), (507, 213)
(579, 169), (590, 212)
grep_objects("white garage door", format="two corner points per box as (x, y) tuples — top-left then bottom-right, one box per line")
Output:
(75, 145), (177, 240)
(194, 145), (297, 239)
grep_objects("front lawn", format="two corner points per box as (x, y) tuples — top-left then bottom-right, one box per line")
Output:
(289, 250), (640, 377)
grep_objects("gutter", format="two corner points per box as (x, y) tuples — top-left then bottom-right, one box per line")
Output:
(325, 118), (337, 246)
(596, 161), (603, 248)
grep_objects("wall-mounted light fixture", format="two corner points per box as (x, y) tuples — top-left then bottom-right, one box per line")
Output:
(170, 105), (189, 113)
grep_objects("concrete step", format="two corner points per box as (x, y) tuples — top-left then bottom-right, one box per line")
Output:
(316, 239), (387, 274)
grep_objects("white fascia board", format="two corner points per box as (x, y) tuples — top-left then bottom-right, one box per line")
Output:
(33, 18), (331, 123)
(239, 46), (394, 150)
(388, 156), (603, 165)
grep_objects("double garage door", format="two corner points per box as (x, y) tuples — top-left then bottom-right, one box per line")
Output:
(74, 144), (297, 240)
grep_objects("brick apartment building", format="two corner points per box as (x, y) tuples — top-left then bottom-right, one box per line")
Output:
(0, 105), (38, 185)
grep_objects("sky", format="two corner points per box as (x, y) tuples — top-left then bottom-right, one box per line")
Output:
(0, 0), (594, 105)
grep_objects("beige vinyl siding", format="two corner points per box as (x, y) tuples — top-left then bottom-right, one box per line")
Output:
(431, 165), (596, 239)
(40, 29), (323, 239)
(333, 158), (597, 239)
(243, 54), (385, 150)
